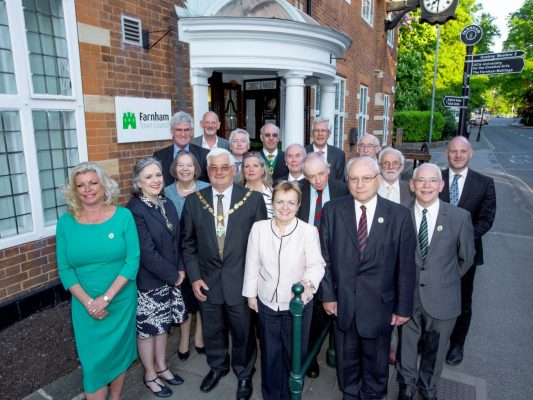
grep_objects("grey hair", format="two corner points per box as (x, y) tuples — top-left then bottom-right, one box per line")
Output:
(346, 156), (380, 178)
(229, 128), (250, 143)
(412, 163), (442, 181)
(357, 134), (380, 146)
(378, 146), (405, 165)
(260, 123), (280, 135)
(132, 157), (163, 194)
(285, 143), (306, 154)
(206, 148), (236, 166)
(170, 111), (193, 129)
(302, 152), (330, 176)
(62, 161), (118, 218)
(312, 116), (332, 131)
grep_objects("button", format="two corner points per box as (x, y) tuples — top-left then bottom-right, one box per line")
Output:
(420, 283), (426, 287)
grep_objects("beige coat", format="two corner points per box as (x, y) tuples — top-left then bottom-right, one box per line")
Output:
(243, 218), (325, 311)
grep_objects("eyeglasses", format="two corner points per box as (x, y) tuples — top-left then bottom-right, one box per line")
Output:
(347, 174), (378, 184)
(358, 144), (377, 150)
(172, 128), (191, 133)
(262, 133), (279, 138)
(208, 165), (232, 172)
(313, 129), (330, 134)
(380, 161), (401, 168)
(413, 178), (441, 186)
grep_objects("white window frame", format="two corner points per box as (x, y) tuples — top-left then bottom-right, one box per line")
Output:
(333, 77), (346, 149)
(357, 85), (369, 137)
(361, 0), (374, 27)
(0, 0), (86, 250)
(387, 28), (395, 48)
(382, 94), (390, 146)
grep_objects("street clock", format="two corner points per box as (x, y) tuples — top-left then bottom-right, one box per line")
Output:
(420, 0), (459, 25)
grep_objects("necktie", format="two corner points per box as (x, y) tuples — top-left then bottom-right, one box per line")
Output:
(216, 194), (225, 260)
(267, 154), (274, 175)
(357, 205), (368, 259)
(386, 186), (392, 200)
(235, 161), (242, 175)
(450, 174), (460, 206)
(419, 209), (429, 260)
(314, 190), (323, 228)
(318, 150), (325, 160)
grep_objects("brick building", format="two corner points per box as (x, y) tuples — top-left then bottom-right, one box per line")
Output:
(0, 0), (398, 323)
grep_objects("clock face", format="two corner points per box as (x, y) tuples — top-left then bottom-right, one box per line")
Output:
(423, 0), (454, 13)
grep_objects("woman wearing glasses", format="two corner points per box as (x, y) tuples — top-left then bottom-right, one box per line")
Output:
(239, 151), (274, 218)
(243, 181), (325, 400)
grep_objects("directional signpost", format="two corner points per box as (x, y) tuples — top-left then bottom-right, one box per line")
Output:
(470, 54), (525, 76)
(443, 96), (467, 108)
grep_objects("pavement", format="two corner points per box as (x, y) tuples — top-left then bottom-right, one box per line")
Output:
(23, 118), (533, 400)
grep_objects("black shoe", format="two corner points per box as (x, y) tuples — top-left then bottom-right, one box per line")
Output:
(236, 379), (253, 400)
(156, 368), (184, 385)
(178, 350), (190, 361)
(196, 345), (206, 354)
(306, 359), (319, 379)
(446, 344), (464, 366)
(143, 377), (172, 398)
(200, 369), (229, 392)
(397, 384), (413, 400)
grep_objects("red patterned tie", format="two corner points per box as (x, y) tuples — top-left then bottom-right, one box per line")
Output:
(314, 190), (323, 228)
(357, 205), (368, 259)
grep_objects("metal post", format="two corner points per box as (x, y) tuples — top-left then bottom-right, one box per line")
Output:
(289, 283), (304, 400)
(428, 25), (441, 145)
(458, 45), (473, 136)
(476, 105), (485, 142)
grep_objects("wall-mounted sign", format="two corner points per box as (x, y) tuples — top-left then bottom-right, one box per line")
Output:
(115, 97), (171, 143)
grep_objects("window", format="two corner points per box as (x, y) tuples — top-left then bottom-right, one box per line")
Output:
(333, 78), (346, 148)
(357, 85), (369, 137)
(362, 0), (374, 26)
(387, 28), (395, 48)
(382, 94), (390, 145)
(0, 0), (85, 248)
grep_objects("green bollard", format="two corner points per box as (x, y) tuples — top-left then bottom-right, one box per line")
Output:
(289, 283), (304, 400)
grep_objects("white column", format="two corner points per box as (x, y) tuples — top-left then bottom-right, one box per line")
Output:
(319, 77), (337, 145)
(190, 68), (212, 136)
(282, 71), (307, 149)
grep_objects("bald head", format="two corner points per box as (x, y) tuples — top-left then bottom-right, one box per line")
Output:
(200, 111), (221, 136)
(445, 136), (473, 173)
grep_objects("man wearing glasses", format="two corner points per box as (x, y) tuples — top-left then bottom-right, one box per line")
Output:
(378, 147), (412, 206)
(396, 163), (474, 400)
(259, 123), (289, 180)
(181, 148), (267, 400)
(357, 134), (382, 159)
(305, 116), (346, 181)
(153, 111), (210, 185)
(320, 157), (416, 400)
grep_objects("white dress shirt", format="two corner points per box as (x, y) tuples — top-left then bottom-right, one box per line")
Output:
(313, 144), (328, 161)
(414, 199), (440, 245)
(354, 195), (378, 234)
(288, 173), (305, 182)
(212, 186), (233, 232)
(378, 180), (401, 204)
(448, 168), (468, 201)
(202, 135), (219, 150)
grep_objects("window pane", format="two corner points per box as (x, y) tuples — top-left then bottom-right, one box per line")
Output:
(11, 174), (29, 194)
(0, 1), (16, 95)
(5, 130), (24, 151)
(37, 13), (53, 35)
(0, 175), (10, 196)
(37, 151), (52, 169)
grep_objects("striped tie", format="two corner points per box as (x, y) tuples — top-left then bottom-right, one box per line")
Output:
(419, 209), (429, 260)
(450, 174), (460, 206)
(357, 205), (368, 259)
(314, 190), (323, 228)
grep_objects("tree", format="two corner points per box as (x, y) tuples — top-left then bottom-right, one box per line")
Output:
(475, 12), (501, 54)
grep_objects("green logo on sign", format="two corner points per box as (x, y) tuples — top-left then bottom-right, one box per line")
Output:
(123, 112), (137, 129)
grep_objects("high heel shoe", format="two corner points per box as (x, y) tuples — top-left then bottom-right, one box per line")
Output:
(143, 376), (172, 398)
(178, 350), (190, 361)
(195, 345), (206, 354)
(156, 368), (184, 385)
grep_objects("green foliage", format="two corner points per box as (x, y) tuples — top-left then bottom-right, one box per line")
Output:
(503, 0), (533, 58)
(474, 12), (501, 55)
(393, 111), (445, 142)
(395, 50), (427, 110)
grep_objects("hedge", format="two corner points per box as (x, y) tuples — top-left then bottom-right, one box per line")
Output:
(393, 111), (445, 142)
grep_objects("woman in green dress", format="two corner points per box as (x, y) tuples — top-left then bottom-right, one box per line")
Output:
(56, 161), (140, 400)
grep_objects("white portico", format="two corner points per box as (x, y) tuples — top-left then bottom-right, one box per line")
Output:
(176, 0), (351, 147)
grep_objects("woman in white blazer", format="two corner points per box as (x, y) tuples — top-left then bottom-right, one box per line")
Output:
(243, 181), (325, 400)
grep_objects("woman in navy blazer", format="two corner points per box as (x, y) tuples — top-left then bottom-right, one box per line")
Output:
(127, 157), (187, 398)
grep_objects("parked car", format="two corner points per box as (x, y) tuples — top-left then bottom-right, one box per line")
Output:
(470, 115), (488, 126)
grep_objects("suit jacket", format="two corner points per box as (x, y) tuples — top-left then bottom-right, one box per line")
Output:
(305, 144), (346, 181)
(296, 178), (349, 223)
(153, 143), (210, 186)
(320, 195), (417, 338)
(261, 150), (289, 180)
(181, 184), (268, 306)
(190, 135), (231, 151)
(126, 195), (182, 290)
(440, 168), (496, 266)
(410, 200), (475, 320)
(399, 180), (414, 205)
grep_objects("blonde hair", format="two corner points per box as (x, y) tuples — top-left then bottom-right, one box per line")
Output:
(238, 152), (273, 187)
(62, 161), (118, 217)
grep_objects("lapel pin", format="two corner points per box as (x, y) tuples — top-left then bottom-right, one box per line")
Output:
(108, 233), (115, 239)
(437, 225), (443, 232)
(378, 217), (384, 224)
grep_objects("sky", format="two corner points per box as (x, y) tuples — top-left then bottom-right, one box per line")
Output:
(480, 0), (526, 52)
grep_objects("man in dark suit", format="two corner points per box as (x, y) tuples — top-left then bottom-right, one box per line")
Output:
(153, 111), (210, 185)
(396, 163), (474, 400)
(321, 157), (417, 400)
(440, 136), (496, 366)
(181, 148), (267, 400)
(378, 147), (412, 206)
(191, 111), (231, 151)
(260, 123), (289, 180)
(357, 134), (382, 159)
(296, 152), (348, 378)
(305, 116), (346, 181)
(274, 143), (306, 184)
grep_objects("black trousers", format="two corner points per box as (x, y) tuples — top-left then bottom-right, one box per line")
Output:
(449, 264), (477, 346)
(199, 301), (257, 379)
(257, 300), (313, 400)
(333, 318), (391, 400)
(307, 296), (331, 361)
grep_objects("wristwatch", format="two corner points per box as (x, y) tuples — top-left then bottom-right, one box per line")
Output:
(103, 295), (110, 303)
